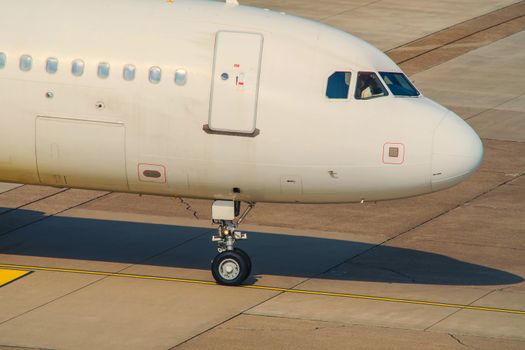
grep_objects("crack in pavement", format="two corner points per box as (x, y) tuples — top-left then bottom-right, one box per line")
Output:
(176, 197), (200, 220)
(345, 262), (417, 283)
(449, 333), (468, 347)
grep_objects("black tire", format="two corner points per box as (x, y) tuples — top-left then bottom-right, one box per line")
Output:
(211, 251), (249, 286)
(234, 248), (252, 277)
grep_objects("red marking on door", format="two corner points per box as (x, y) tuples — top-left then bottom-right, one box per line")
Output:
(234, 64), (240, 68)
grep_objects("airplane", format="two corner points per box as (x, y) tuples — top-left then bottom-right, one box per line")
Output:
(0, 0), (483, 285)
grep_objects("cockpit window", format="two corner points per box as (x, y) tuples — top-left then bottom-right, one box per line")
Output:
(326, 71), (351, 99)
(355, 72), (388, 100)
(379, 72), (420, 97)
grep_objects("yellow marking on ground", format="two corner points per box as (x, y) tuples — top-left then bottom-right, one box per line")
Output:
(1, 263), (524, 315)
(0, 268), (32, 287)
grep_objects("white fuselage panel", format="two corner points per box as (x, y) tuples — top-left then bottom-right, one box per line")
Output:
(0, 0), (483, 203)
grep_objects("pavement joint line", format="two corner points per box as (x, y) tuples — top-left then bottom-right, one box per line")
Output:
(313, 171), (525, 281)
(482, 138), (525, 145)
(0, 187), (69, 218)
(0, 228), (215, 327)
(404, 237), (525, 252)
(393, 13), (525, 65)
(0, 191), (111, 238)
(1, 263), (524, 316)
(0, 184), (26, 196)
(465, 92), (525, 121)
(386, 1), (525, 53)
(423, 288), (498, 332)
(169, 275), (287, 349)
(115, 227), (215, 276)
(318, 0), (382, 22)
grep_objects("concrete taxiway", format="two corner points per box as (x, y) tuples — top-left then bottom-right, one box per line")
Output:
(0, 1), (524, 349)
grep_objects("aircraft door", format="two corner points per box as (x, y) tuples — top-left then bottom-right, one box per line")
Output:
(208, 31), (263, 135)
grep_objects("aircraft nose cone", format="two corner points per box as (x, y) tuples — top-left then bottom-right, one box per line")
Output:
(432, 112), (483, 191)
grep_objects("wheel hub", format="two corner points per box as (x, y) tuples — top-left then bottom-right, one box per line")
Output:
(218, 258), (240, 280)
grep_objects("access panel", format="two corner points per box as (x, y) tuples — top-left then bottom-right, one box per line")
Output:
(36, 117), (128, 191)
(208, 31), (263, 134)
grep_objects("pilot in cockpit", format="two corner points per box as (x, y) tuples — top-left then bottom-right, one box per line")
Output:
(356, 72), (387, 100)
(359, 77), (374, 99)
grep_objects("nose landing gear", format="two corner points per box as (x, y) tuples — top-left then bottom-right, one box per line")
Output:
(210, 201), (254, 286)
(212, 250), (250, 285)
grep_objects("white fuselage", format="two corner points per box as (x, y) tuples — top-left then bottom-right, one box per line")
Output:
(0, 0), (483, 204)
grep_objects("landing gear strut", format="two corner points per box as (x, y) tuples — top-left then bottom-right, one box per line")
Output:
(211, 200), (254, 286)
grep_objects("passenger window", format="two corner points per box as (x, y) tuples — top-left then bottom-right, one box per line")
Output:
(123, 64), (136, 81)
(175, 69), (187, 86)
(326, 71), (351, 99)
(149, 66), (161, 84)
(46, 57), (58, 74)
(19, 55), (33, 72)
(379, 72), (420, 97)
(71, 59), (85, 77)
(0, 53), (6, 69)
(98, 62), (110, 79)
(355, 72), (388, 100)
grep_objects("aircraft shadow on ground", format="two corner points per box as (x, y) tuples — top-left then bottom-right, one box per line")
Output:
(0, 208), (522, 286)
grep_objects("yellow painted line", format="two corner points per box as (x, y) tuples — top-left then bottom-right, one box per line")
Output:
(0, 263), (218, 286)
(0, 268), (32, 287)
(1, 263), (524, 316)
